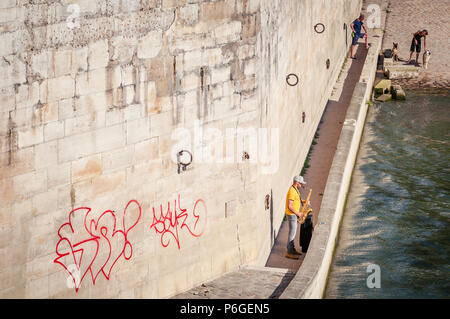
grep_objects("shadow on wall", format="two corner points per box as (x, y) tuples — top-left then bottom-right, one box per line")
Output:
(270, 189), (274, 247)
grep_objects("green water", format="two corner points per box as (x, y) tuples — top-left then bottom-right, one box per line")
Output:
(325, 90), (450, 298)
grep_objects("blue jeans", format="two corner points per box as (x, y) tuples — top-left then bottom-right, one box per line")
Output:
(286, 214), (298, 253)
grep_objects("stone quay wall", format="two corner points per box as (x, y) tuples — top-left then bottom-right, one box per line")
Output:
(0, 0), (360, 298)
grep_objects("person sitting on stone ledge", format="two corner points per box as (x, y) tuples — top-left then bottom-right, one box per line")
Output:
(406, 29), (428, 66)
(350, 14), (370, 59)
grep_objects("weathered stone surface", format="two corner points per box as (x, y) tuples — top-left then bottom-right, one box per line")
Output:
(391, 85), (406, 100)
(386, 65), (419, 79)
(173, 267), (295, 299)
(375, 93), (392, 102)
(374, 79), (391, 96)
(137, 31), (163, 59)
(0, 0), (362, 299)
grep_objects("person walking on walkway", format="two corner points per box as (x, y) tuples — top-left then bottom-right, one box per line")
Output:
(406, 30), (428, 66)
(285, 175), (307, 259)
(350, 14), (369, 59)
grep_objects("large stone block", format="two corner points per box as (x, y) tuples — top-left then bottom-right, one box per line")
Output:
(122, 104), (143, 121)
(127, 117), (150, 144)
(375, 94), (392, 102)
(179, 4), (199, 25)
(34, 141), (57, 169)
(150, 111), (174, 138)
(47, 163), (70, 188)
(237, 44), (255, 60)
(181, 72), (200, 91)
(91, 170), (126, 198)
(13, 170), (47, 198)
(121, 64), (136, 87)
(57, 131), (96, 163)
(0, 0), (16, 10)
(102, 145), (135, 172)
(40, 101), (59, 124)
(200, 0), (236, 21)
(40, 76), (75, 103)
(137, 81), (157, 109)
(0, 32), (15, 57)
(214, 21), (242, 44)
(0, 86), (15, 112)
(75, 68), (107, 96)
(52, 49), (73, 77)
(32, 188), (58, 217)
(57, 98), (77, 121)
(15, 82), (40, 109)
(94, 124), (127, 153)
(241, 14), (258, 39)
(0, 146), (34, 180)
(75, 91), (114, 115)
(391, 85), (406, 100)
(244, 58), (256, 77)
(0, 55), (26, 88)
(203, 48), (223, 67)
(88, 39), (109, 70)
(386, 65), (419, 79)
(137, 31), (163, 60)
(110, 36), (137, 64)
(18, 126), (44, 149)
(183, 50), (202, 72)
(71, 154), (102, 183)
(211, 66), (231, 84)
(134, 138), (159, 164)
(374, 79), (391, 96)
(64, 110), (105, 136)
(71, 46), (88, 74)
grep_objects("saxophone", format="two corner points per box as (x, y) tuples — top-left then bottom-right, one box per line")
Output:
(298, 189), (312, 224)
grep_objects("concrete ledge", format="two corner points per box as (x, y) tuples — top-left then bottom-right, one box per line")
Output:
(385, 65), (419, 79)
(280, 28), (384, 299)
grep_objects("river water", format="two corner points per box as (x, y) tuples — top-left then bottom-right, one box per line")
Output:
(325, 90), (450, 298)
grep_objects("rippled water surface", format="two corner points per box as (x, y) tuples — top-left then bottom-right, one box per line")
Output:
(325, 90), (450, 298)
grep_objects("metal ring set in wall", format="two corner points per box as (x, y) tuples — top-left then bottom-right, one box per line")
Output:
(286, 73), (299, 86)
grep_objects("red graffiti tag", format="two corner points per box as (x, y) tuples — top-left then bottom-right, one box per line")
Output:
(150, 194), (207, 249)
(54, 200), (141, 292)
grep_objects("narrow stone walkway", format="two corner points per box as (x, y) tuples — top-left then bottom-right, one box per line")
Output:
(172, 267), (295, 299)
(264, 44), (369, 271)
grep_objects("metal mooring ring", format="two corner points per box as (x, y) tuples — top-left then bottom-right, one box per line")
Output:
(314, 23), (325, 34)
(286, 73), (299, 86)
(177, 150), (193, 174)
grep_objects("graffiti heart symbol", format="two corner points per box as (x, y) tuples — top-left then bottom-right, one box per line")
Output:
(54, 200), (141, 292)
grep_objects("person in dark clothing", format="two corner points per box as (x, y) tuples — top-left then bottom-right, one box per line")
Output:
(350, 14), (369, 59)
(407, 30), (428, 66)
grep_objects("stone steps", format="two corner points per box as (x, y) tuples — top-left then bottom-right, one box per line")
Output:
(383, 57), (420, 79)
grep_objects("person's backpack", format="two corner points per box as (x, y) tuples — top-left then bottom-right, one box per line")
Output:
(384, 49), (393, 58)
(300, 214), (314, 253)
